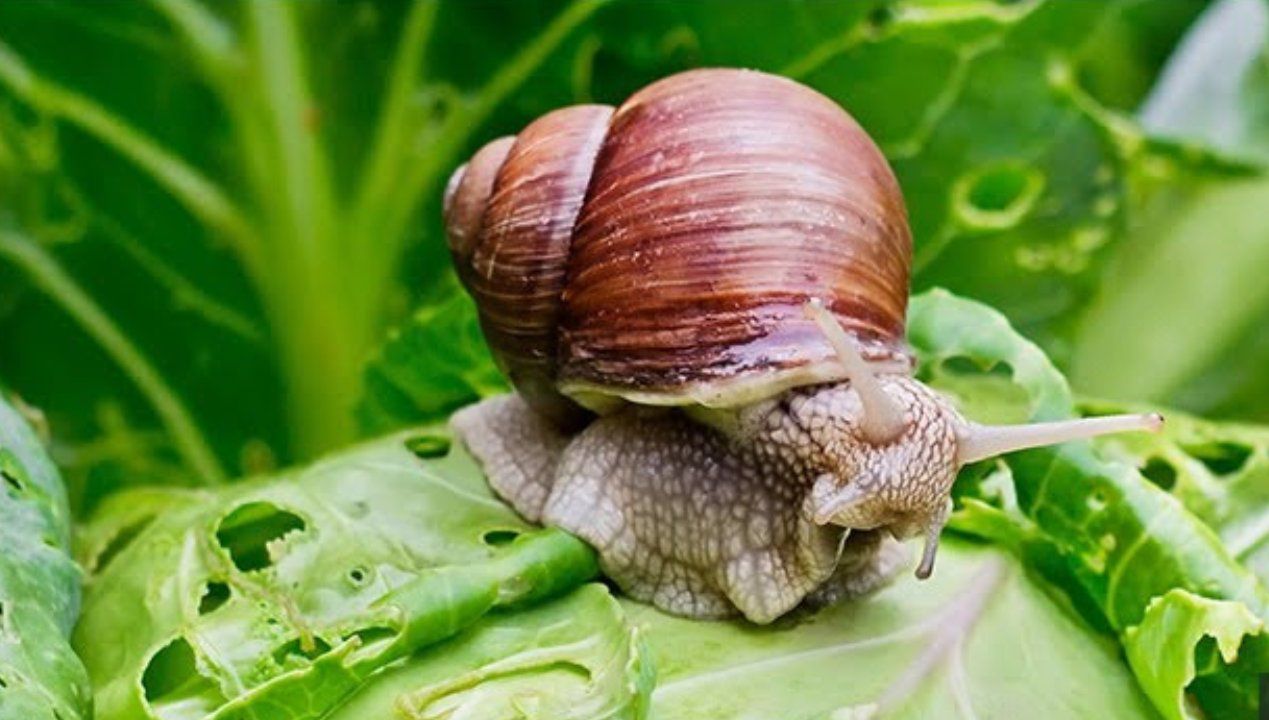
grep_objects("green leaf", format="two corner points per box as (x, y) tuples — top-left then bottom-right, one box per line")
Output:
(908, 288), (1269, 719)
(0, 389), (90, 720)
(635, 542), (1157, 719)
(72, 427), (654, 719)
(1124, 589), (1264, 720)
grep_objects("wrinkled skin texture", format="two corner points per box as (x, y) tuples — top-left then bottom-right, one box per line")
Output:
(453, 376), (965, 623)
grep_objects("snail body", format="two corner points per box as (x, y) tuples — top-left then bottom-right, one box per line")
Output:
(446, 69), (1159, 622)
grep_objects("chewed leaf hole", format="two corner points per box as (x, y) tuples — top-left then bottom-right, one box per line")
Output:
(1, 470), (22, 495)
(346, 626), (398, 662)
(939, 355), (1014, 379)
(0, 450), (28, 497)
(927, 356), (1028, 424)
(1087, 489), (1108, 512)
(142, 637), (225, 709)
(953, 163), (1044, 229)
(92, 516), (155, 574)
(482, 529), (520, 547)
(406, 433), (452, 458)
(1180, 441), (1254, 476)
(1141, 457), (1177, 491)
(347, 566), (372, 588)
(198, 582), (230, 615)
(271, 637), (331, 667)
(215, 502), (306, 573)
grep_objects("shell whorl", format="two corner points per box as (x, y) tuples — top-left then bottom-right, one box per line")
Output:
(445, 106), (613, 426)
(445, 68), (913, 421)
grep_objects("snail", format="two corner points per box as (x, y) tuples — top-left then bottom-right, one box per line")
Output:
(444, 68), (1161, 623)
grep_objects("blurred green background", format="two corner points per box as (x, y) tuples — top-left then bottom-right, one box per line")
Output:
(1, 0), (1267, 512)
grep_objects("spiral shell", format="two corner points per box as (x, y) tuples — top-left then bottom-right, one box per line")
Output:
(445, 68), (912, 420)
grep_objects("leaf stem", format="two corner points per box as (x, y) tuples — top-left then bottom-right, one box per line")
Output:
(244, 0), (359, 457)
(148, 0), (237, 78)
(0, 230), (227, 484)
(351, 0), (440, 233)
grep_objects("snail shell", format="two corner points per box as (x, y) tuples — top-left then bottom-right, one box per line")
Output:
(445, 68), (911, 421)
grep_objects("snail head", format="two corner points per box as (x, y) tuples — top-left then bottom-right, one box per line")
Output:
(802, 299), (1163, 580)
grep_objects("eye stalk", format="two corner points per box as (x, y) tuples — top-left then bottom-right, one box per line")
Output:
(805, 298), (907, 444)
(955, 412), (1164, 465)
(805, 299), (1164, 580)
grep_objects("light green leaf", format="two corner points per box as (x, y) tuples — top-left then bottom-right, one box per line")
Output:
(635, 542), (1156, 720)
(72, 428), (653, 720)
(1124, 589), (1264, 720)
(0, 389), (90, 720)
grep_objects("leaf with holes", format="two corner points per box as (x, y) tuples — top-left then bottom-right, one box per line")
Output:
(0, 390), (90, 720)
(1124, 589), (1264, 720)
(71, 427), (651, 719)
(908, 289), (1269, 719)
(1081, 399), (1269, 587)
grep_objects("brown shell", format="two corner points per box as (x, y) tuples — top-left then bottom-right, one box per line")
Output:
(445, 68), (912, 417)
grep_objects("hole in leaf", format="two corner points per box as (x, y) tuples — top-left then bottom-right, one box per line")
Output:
(1087, 489), (1108, 512)
(866, 4), (894, 30)
(271, 637), (331, 667)
(1141, 457), (1177, 491)
(141, 637), (224, 709)
(215, 502), (306, 572)
(954, 164), (1044, 229)
(346, 626), (398, 662)
(968, 166), (1030, 212)
(198, 582), (230, 615)
(92, 516), (154, 573)
(1180, 441), (1254, 476)
(1, 470), (22, 496)
(928, 357), (1027, 424)
(346, 565), (372, 588)
(406, 433), (452, 458)
(939, 356), (1015, 379)
(482, 529), (520, 547)
(0, 450), (28, 497)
